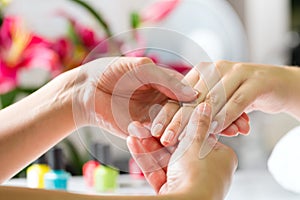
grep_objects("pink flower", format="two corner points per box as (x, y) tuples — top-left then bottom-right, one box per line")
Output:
(166, 62), (191, 75)
(0, 16), (61, 94)
(141, 0), (180, 23)
(52, 16), (109, 71)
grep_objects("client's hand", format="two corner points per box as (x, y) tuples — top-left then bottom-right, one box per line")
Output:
(73, 57), (198, 138)
(127, 103), (237, 200)
(150, 63), (250, 146)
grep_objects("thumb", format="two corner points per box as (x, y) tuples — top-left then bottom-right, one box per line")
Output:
(181, 103), (212, 152)
(136, 63), (199, 102)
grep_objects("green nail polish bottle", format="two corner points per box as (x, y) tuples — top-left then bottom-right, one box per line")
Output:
(94, 165), (119, 192)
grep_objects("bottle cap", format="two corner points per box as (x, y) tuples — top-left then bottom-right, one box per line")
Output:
(94, 143), (112, 166)
(47, 147), (65, 170)
(34, 154), (48, 164)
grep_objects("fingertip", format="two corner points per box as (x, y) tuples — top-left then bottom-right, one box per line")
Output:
(221, 125), (239, 137)
(128, 121), (141, 135)
(235, 117), (250, 134)
(151, 123), (164, 137)
(241, 112), (250, 122)
(177, 88), (199, 102)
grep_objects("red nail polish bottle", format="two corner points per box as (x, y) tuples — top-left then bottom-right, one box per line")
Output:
(129, 157), (144, 179)
(82, 143), (100, 187)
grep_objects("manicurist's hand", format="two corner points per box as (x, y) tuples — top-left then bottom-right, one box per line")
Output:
(73, 57), (198, 138)
(127, 103), (237, 200)
(0, 56), (198, 182)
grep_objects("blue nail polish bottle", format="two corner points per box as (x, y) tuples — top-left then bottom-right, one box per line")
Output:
(44, 147), (70, 190)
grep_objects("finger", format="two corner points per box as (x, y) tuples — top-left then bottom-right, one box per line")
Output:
(220, 124), (239, 137)
(179, 103), (212, 151)
(137, 63), (198, 102)
(159, 62), (220, 146)
(128, 121), (171, 169)
(151, 68), (200, 138)
(151, 102), (180, 137)
(241, 112), (250, 122)
(234, 116), (250, 134)
(127, 136), (166, 193)
(160, 106), (194, 146)
(220, 115), (250, 136)
(214, 81), (261, 133)
(193, 62), (223, 102)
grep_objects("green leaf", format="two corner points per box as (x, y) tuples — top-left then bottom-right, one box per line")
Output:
(0, 89), (18, 108)
(131, 12), (141, 29)
(0, 12), (3, 26)
(67, 22), (83, 46)
(68, 0), (112, 37)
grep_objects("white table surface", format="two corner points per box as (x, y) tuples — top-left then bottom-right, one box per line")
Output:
(3, 170), (300, 200)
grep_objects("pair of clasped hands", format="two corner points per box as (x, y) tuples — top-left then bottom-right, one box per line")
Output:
(76, 57), (251, 199)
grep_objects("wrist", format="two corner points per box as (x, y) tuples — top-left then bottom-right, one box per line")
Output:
(282, 66), (300, 118)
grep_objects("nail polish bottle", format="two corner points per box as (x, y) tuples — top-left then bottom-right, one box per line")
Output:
(82, 143), (100, 187)
(26, 154), (51, 188)
(44, 147), (70, 190)
(129, 157), (144, 179)
(93, 144), (119, 192)
(94, 165), (119, 193)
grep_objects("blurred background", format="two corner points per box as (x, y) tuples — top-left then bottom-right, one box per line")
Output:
(1, 0), (300, 177)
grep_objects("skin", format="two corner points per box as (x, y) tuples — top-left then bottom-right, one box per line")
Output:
(155, 60), (300, 147)
(0, 57), (236, 200)
(127, 103), (237, 200)
(151, 62), (250, 147)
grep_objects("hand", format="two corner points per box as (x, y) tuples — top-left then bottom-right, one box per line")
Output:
(127, 103), (237, 200)
(72, 57), (198, 138)
(201, 61), (299, 133)
(150, 62), (250, 147)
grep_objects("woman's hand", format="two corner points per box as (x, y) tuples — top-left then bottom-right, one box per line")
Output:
(127, 103), (237, 200)
(73, 57), (198, 138)
(151, 62), (250, 147)
(209, 61), (300, 131)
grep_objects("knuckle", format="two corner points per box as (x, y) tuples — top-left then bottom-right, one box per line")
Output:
(197, 116), (210, 130)
(206, 92), (220, 106)
(194, 133), (206, 144)
(170, 119), (182, 130)
(232, 63), (244, 71)
(215, 60), (229, 74)
(253, 68), (268, 81)
(231, 92), (247, 109)
(135, 57), (154, 66)
(215, 60), (227, 69)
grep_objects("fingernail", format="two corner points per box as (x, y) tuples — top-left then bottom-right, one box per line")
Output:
(182, 85), (198, 97)
(152, 123), (163, 137)
(162, 130), (175, 144)
(209, 121), (218, 134)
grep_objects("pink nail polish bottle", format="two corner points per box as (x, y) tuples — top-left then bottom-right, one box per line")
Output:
(129, 157), (144, 179)
(82, 143), (100, 187)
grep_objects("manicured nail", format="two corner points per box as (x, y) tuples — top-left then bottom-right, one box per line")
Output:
(152, 123), (163, 137)
(209, 121), (218, 134)
(182, 85), (198, 97)
(163, 130), (175, 144)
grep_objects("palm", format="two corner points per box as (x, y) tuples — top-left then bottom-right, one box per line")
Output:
(93, 57), (191, 138)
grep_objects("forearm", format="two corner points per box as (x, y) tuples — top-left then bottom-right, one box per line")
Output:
(0, 69), (80, 182)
